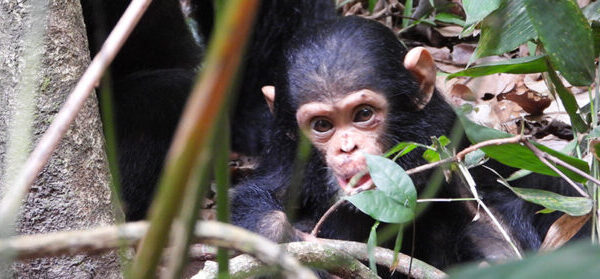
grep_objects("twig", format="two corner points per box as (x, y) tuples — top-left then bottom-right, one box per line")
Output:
(312, 135), (529, 232)
(524, 141), (589, 197)
(405, 135), (528, 175)
(199, 240), (446, 279)
(532, 145), (600, 187)
(310, 199), (346, 236)
(0, 0), (152, 224)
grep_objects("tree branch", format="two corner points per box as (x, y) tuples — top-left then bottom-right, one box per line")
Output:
(199, 242), (379, 279)
(198, 240), (446, 279)
(0, 221), (316, 279)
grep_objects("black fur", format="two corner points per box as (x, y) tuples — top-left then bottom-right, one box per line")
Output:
(231, 0), (337, 155)
(81, 0), (336, 220)
(231, 16), (588, 274)
(82, 0), (202, 220)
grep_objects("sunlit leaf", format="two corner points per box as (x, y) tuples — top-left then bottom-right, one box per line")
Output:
(474, 0), (536, 59)
(447, 55), (547, 79)
(525, 0), (595, 86)
(462, 0), (502, 26)
(423, 149), (440, 163)
(384, 142), (419, 158)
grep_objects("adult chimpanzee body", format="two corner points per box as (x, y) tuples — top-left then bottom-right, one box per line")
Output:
(231, 16), (585, 271)
(81, 0), (204, 221)
(81, 0), (336, 220)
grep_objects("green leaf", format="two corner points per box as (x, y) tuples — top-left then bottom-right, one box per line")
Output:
(435, 12), (465, 26)
(525, 0), (595, 86)
(545, 61), (589, 133)
(462, 0), (502, 26)
(345, 190), (415, 223)
(474, 0), (536, 59)
(367, 222), (379, 274)
(384, 142), (419, 158)
(464, 149), (486, 168)
(438, 135), (451, 147)
(423, 149), (440, 163)
(591, 21), (600, 58)
(537, 208), (556, 214)
(447, 55), (548, 79)
(391, 225), (404, 273)
(500, 183), (592, 216)
(506, 169), (532, 181)
(448, 242), (600, 279)
(365, 155), (417, 210)
(457, 112), (589, 183)
(368, 0), (377, 12)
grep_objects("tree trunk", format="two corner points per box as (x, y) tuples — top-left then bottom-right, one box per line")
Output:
(0, 0), (121, 277)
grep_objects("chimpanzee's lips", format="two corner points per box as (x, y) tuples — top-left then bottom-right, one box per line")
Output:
(337, 172), (373, 193)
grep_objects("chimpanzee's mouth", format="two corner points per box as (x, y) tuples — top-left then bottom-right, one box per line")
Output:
(337, 171), (373, 194)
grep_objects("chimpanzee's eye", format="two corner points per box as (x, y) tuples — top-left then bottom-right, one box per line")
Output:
(311, 118), (333, 133)
(353, 105), (375, 123)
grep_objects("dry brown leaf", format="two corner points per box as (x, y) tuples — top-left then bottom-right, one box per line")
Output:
(590, 139), (600, 161)
(466, 74), (517, 98)
(424, 46), (451, 61)
(434, 25), (463, 37)
(540, 213), (591, 251)
(524, 73), (548, 93)
(497, 90), (552, 115)
(436, 62), (464, 74)
(451, 43), (476, 66)
(450, 83), (477, 102)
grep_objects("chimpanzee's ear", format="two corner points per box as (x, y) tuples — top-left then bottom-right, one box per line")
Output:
(404, 47), (436, 110)
(261, 85), (275, 114)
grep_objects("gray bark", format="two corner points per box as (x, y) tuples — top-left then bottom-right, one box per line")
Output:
(0, 0), (121, 278)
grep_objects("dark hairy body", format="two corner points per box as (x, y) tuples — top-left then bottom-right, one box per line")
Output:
(230, 15), (588, 273)
(80, 0), (335, 220)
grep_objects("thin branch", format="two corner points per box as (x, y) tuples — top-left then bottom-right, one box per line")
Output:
(0, 0), (152, 223)
(310, 199), (346, 236)
(405, 135), (528, 175)
(524, 141), (589, 197)
(533, 145), (600, 187)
